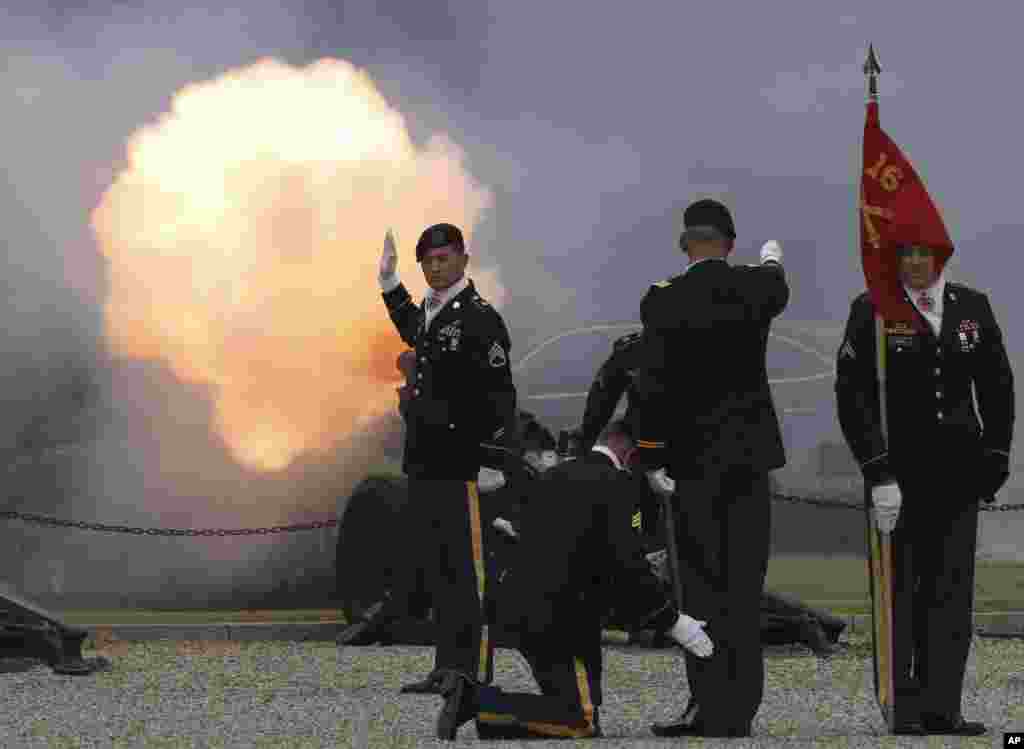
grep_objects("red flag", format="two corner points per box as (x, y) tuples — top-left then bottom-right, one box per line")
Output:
(860, 100), (954, 323)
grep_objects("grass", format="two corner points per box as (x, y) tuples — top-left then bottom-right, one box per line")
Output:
(46, 557), (1024, 626)
(767, 555), (1024, 613)
(55, 608), (347, 626)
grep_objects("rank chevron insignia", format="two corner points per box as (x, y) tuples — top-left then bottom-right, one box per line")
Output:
(488, 342), (507, 368)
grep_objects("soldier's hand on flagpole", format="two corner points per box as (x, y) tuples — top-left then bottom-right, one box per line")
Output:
(760, 240), (783, 265)
(646, 467), (676, 498)
(379, 229), (400, 292)
(667, 613), (713, 658)
(871, 481), (902, 534)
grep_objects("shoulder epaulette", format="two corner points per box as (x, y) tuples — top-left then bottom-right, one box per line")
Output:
(652, 272), (684, 289)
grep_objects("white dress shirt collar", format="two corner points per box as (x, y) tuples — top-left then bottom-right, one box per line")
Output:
(903, 272), (946, 335)
(424, 276), (469, 328)
(591, 444), (623, 471)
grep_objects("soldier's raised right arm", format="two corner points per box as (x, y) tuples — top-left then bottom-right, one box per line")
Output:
(378, 230), (421, 346)
(580, 334), (636, 450)
(835, 294), (892, 485)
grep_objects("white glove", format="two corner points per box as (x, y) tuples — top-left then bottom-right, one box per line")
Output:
(760, 240), (783, 265)
(646, 549), (669, 583)
(871, 481), (902, 534)
(492, 517), (519, 539)
(477, 467), (507, 494)
(667, 613), (713, 658)
(379, 229), (400, 292)
(646, 468), (675, 498)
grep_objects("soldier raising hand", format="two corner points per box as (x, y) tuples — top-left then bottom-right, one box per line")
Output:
(352, 224), (520, 702)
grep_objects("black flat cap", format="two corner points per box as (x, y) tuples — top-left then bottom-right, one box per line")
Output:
(415, 223), (465, 261)
(679, 199), (736, 250)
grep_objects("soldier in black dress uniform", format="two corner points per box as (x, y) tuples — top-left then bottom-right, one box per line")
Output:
(629, 199), (789, 738)
(581, 332), (844, 654)
(431, 420), (714, 741)
(366, 223), (520, 696)
(835, 243), (1013, 736)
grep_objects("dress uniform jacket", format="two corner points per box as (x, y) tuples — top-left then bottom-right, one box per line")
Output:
(835, 280), (1014, 724)
(499, 451), (679, 648)
(629, 259), (789, 476)
(382, 279), (519, 479)
(480, 450), (678, 738)
(835, 282), (1014, 492)
(626, 257), (789, 735)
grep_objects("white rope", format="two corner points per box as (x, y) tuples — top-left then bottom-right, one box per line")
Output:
(516, 323), (837, 401)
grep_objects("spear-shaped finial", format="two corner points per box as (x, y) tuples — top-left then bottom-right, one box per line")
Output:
(863, 43), (882, 101)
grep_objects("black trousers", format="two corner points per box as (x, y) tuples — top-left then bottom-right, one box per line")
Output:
(474, 634), (602, 739)
(885, 491), (980, 720)
(672, 467), (771, 732)
(388, 478), (494, 682)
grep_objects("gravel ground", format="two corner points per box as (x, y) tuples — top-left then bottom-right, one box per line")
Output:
(0, 633), (1021, 748)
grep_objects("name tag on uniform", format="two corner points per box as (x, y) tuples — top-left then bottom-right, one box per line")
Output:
(887, 335), (917, 349)
(885, 322), (917, 336)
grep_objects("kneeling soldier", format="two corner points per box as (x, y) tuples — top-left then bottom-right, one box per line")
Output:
(432, 419), (713, 741)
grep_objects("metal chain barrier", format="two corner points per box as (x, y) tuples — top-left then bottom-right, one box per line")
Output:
(769, 491), (1024, 512)
(0, 510), (338, 536)
(2, 491), (1022, 539)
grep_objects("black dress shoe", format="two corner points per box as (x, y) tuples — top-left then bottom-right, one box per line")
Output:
(651, 699), (701, 737)
(436, 670), (478, 741)
(798, 615), (841, 656)
(400, 670), (448, 695)
(335, 619), (380, 646)
(920, 714), (987, 736)
(651, 720), (703, 737)
(336, 601), (389, 646)
(892, 720), (925, 735)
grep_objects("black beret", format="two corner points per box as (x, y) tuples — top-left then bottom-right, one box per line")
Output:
(679, 199), (736, 250)
(415, 223), (465, 261)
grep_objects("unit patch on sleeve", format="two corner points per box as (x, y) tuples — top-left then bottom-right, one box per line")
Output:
(488, 341), (507, 368)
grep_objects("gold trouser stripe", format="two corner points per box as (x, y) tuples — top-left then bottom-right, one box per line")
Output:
(478, 625), (490, 683)
(466, 480), (488, 682)
(574, 658), (596, 730)
(466, 481), (486, 603)
(523, 721), (593, 738)
(476, 714), (592, 739)
(878, 533), (894, 713)
(477, 712), (517, 725)
(474, 658), (597, 738)
(869, 527), (891, 710)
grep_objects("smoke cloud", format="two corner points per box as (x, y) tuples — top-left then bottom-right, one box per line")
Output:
(92, 57), (500, 472)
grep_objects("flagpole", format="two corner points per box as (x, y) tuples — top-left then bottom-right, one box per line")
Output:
(863, 42), (895, 732)
(864, 43), (888, 445)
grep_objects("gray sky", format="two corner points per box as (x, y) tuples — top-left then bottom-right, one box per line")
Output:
(4, 1), (1024, 596)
